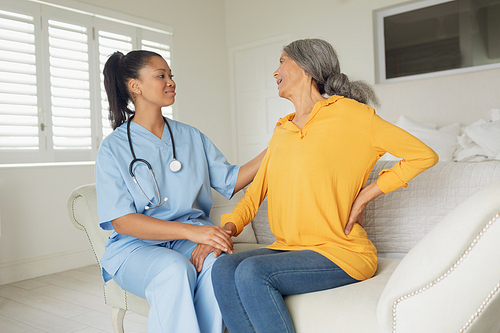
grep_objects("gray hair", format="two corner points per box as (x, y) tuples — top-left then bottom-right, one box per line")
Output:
(283, 39), (380, 107)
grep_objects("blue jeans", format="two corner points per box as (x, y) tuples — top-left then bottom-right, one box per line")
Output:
(212, 248), (359, 333)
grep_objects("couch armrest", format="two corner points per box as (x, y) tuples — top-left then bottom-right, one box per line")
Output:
(377, 180), (500, 332)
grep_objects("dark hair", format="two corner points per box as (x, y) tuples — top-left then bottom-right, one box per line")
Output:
(103, 50), (163, 130)
(283, 39), (380, 107)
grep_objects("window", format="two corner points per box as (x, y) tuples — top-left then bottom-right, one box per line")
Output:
(0, 0), (173, 163)
(374, 0), (500, 83)
(0, 7), (38, 152)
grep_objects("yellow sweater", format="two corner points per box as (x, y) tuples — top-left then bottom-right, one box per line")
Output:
(222, 96), (438, 280)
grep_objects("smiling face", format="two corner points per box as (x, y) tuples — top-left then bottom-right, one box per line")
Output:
(273, 52), (308, 100)
(133, 55), (176, 108)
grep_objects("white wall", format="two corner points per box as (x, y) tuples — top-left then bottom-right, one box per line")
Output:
(374, 67), (500, 125)
(0, 164), (95, 284)
(0, 0), (231, 284)
(224, 0), (500, 126)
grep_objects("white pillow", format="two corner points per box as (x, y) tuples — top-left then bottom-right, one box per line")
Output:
(454, 145), (487, 162)
(465, 120), (500, 158)
(490, 108), (500, 122)
(453, 119), (488, 161)
(395, 115), (460, 162)
(457, 119), (487, 149)
(396, 115), (438, 130)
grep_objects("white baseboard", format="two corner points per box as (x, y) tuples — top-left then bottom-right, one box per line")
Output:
(0, 249), (97, 285)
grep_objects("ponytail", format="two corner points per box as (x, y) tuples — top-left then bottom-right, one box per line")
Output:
(103, 52), (130, 130)
(103, 50), (163, 130)
(283, 39), (380, 107)
(324, 73), (380, 107)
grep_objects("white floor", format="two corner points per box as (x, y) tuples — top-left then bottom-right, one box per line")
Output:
(0, 265), (148, 333)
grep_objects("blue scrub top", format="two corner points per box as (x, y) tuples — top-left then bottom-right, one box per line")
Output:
(95, 119), (241, 283)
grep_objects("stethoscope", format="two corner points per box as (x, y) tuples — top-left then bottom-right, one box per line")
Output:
(127, 116), (182, 210)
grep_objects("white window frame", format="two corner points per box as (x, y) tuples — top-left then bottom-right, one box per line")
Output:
(374, 0), (500, 84)
(0, 0), (173, 164)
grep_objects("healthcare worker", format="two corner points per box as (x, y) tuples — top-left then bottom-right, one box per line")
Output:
(95, 50), (265, 333)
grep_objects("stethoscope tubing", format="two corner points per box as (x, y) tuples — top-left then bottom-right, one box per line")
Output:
(127, 115), (179, 169)
(127, 115), (181, 210)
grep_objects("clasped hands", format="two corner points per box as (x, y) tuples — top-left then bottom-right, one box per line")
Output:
(190, 223), (237, 273)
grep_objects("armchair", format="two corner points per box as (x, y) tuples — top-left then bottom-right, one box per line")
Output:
(67, 184), (259, 333)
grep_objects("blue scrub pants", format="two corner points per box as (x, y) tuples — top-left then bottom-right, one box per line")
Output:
(212, 248), (359, 333)
(112, 239), (224, 333)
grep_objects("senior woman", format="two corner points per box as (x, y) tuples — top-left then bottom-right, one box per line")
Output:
(211, 39), (438, 333)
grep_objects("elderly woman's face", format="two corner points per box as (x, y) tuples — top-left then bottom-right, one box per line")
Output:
(273, 52), (307, 99)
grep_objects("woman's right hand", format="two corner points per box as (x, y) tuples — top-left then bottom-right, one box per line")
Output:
(223, 222), (237, 237)
(189, 224), (234, 254)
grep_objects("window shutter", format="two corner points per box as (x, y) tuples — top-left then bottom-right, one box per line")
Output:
(0, 9), (38, 150)
(98, 30), (133, 137)
(0, 0), (174, 163)
(48, 19), (91, 150)
(142, 39), (173, 119)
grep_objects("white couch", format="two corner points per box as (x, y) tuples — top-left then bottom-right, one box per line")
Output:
(67, 160), (500, 333)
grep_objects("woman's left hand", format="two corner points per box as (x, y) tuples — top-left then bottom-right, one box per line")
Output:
(345, 182), (384, 235)
(190, 244), (224, 273)
(345, 194), (366, 235)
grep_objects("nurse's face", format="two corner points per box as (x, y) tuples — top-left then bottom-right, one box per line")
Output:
(273, 52), (307, 100)
(135, 56), (176, 108)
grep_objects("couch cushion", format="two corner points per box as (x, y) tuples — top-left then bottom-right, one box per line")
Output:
(364, 160), (500, 253)
(211, 189), (257, 243)
(234, 243), (262, 253)
(250, 199), (277, 244)
(284, 258), (399, 333)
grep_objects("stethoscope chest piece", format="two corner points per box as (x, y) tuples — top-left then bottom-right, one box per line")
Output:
(169, 159), (182, 172)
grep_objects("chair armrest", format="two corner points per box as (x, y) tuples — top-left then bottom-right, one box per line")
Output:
(67, 183), (111, 262)
(377, 180), (500, 333)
